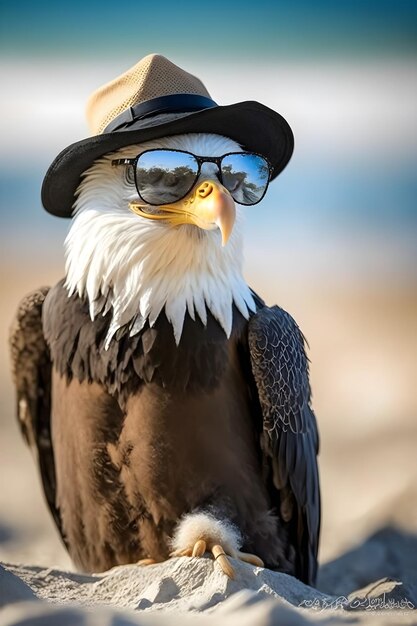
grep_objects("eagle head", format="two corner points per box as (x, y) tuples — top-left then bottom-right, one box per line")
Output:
(65, 133), (257, 346)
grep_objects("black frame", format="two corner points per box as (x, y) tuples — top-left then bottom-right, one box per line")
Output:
(111, 148), (273, 206)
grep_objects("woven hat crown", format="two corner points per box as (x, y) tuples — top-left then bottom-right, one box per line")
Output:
(86, 54), (211, 135)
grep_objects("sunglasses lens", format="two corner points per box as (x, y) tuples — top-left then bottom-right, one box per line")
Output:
(136, 150), (198, 205)
(221, 153), (270, 205)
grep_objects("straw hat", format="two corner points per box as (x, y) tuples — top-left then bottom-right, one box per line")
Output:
(41, 54), (294, 217)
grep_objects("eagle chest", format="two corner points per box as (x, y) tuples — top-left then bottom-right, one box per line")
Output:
(46, 284), (262, 528)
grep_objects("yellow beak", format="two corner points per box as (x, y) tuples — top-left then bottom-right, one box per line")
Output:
(129, 180), (236, 246)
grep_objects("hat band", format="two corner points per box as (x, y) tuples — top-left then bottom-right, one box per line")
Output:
(103, 94), (218, 134)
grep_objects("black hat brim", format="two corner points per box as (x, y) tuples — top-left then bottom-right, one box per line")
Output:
(41, 101), (294, 217)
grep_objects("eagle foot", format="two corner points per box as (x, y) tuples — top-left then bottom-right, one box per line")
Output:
(137, 557), (160, 566)
(170, 540), (234, 577)
(169, 541), (264, 578)
(170, 511), (265, 579)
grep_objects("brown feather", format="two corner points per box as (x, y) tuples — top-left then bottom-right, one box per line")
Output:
(12, 281), (301, 577)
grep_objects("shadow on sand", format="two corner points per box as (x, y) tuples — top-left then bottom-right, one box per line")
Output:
(317, 525), (417, 605)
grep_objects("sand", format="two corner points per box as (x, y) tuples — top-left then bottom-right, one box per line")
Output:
(1, 535), (416, 625)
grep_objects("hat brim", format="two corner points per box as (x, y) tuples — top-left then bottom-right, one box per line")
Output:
(41, 101), (294, 217)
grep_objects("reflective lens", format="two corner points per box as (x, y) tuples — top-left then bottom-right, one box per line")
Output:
(132, 149), (271, 206)
(136, 150), (198, 205)
(221, 153), (270, 205)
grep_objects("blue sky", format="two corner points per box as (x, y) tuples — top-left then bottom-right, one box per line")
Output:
(1, 0), (417, 59)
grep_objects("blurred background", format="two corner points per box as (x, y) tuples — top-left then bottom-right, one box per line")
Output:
(0, 0), (416, 579)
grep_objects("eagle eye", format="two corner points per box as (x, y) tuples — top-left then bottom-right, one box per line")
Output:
(125, 165), (135, 185)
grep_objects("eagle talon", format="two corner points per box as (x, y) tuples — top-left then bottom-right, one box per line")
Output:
(137, 557), (159, 566)
(192, 539), (207, 557)
(236, 551), (264, 567)
(169, 547), (193, 557)
(211, 544), (235, 579)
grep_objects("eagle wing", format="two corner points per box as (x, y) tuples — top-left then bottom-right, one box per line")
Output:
(247, 304), (320, 585)
(9, 287), (65, 544)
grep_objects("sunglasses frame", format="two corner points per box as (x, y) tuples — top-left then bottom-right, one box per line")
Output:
(111, 148), (273, 207)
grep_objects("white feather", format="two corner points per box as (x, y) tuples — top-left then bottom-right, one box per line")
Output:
(171, 511), (242, 554)
(65, 133), (256, 346)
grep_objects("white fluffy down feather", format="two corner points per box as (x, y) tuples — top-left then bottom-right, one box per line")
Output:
(171, 512), (242, 555)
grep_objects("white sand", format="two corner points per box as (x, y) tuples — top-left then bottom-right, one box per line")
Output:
(1, 544), (416, 625)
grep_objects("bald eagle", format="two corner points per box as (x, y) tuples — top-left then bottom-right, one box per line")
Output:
(10, 132), (320, 585)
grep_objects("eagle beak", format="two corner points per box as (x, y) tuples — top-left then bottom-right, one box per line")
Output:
(129, 180), (236, 246)
(186, 180), (236, 246)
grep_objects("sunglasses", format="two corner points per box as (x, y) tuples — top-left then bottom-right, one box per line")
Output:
(112, 149), (272, 207)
